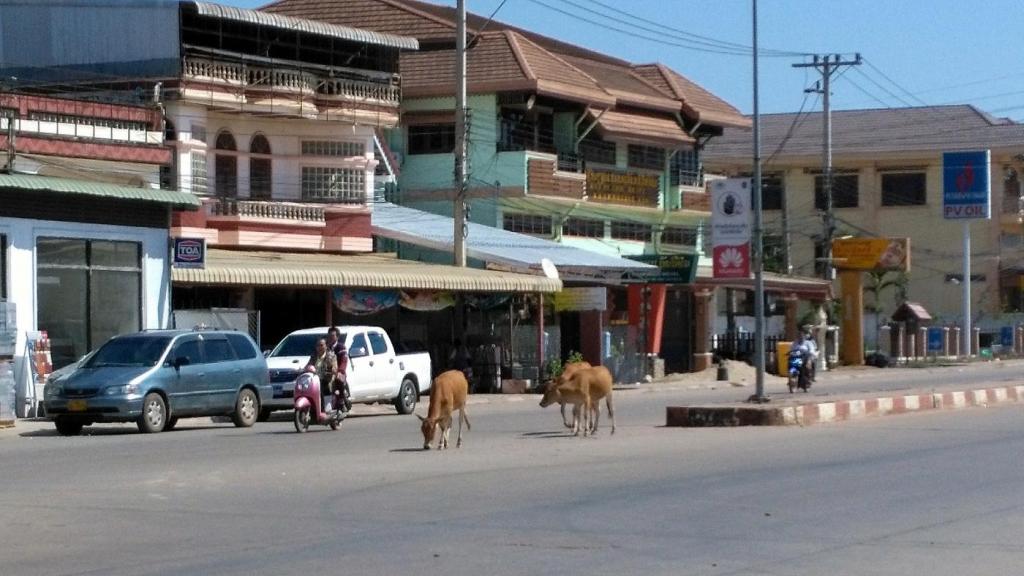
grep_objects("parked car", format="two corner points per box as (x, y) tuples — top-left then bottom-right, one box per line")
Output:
(264, 326), (432, 417)
(44, 329), (271, 435)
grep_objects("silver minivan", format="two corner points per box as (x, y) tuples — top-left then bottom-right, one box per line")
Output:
(44, 329), (271, 435)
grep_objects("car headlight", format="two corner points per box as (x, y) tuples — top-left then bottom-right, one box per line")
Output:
(45, 383), (63, 397)
(105, 383), (139, 396)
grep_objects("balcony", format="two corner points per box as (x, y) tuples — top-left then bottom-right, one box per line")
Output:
(172, 198), (371, 253)
(526, 153), (586, 200)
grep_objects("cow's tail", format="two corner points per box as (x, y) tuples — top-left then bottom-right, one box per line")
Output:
(606, 392), (615, 435)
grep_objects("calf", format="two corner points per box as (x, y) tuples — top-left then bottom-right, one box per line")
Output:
(418, 369), (471, 450)
(552, 361), (591, 428)
(539, 366), (615, 436)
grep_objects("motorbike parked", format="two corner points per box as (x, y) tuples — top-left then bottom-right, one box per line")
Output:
(787, 349), (811, 393)
(293, 371), (346, 432)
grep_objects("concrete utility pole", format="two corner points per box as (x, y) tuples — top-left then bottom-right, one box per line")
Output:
(453, 0), (469, 267)
(793, 54), (861, 280)
(751, 0), (766, 402)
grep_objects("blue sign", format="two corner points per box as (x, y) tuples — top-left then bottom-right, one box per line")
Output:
(927, 327), (944, 353)
(173, 238), (205, 269)
(1001, 326), (1014, 348)
(943, 150), (991, 219)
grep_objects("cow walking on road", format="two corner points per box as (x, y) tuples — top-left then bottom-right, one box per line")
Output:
(540, 366), (615, 436)
(418, 369), (471, 450)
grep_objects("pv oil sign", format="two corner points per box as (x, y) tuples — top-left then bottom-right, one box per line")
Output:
(173, 238), (206, 269)
(943, 150), (991, 219)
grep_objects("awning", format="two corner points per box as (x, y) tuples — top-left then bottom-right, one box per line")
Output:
(189, 2), (419, 51)
(500, 196), (707, 227)
(588, 107), (695, 147)
(697, 270), (832, 300)
(172, 249), (562, 293)
(372, 202), (655, 282)
(0, 173), (200, 210)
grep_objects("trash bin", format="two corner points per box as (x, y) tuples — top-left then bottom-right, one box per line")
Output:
(776, 341), (792, 376)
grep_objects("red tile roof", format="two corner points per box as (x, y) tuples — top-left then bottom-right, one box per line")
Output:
(633, 64), (750, 128)
(588, 108), (695, 147)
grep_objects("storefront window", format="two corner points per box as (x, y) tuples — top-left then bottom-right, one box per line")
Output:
(36, 238), (141, 368)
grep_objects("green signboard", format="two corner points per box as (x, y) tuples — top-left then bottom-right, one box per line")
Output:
(624, 254), (698, 284)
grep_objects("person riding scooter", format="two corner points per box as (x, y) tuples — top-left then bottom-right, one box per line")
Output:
(326, 327), (351, 412)
(307, 338), (338, 412)
(790, 332), (817, 383)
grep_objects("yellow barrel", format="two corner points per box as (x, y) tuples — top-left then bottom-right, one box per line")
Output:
(776, 341), (792, 376)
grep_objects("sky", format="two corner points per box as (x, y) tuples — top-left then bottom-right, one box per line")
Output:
(227, 0), (1024, 121)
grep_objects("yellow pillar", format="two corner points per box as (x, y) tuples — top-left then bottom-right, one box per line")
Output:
(839, 270), (864, 366)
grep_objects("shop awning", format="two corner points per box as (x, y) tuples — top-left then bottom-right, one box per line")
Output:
(0, 173), (200, 210)
(172, 249), (562, 293)
(587, 107), (695, 147)
(697, 270), (832, 300)
(372, 202), (655, 282)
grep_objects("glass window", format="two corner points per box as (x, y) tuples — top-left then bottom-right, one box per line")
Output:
(1, 234), (7, 300)
(203, 337), (236, 363)
(26, 111), (148, 132)
(301, 167), (366, 203)
(191, 151), (208, 195)
(86, 336), (171, 368)
(814, 173), (858, 209)
(36, 239), (142, 369)
(761, 172), (784, 210)
(610, 221), (651, 242)
(172, 337), (203, 365)
(301, 140), (365, 157)
(226, 333), (258, 359)
(215, 130), (238, 198)
(881, 172), (926, 206)
(350, 333), (369, 356)
(503, 213), (552, 236)
(579, 136), (616, 166)
(563, 218), (604, 238)
(368, 332), (389, 355)
(250, 134), (272, 200)
(269, 333), (321, 358)
(408, 124), (455, 155)
(661, 226), (697, 246)
(670, 148), (702, 187)
(628, 144), (666, 171)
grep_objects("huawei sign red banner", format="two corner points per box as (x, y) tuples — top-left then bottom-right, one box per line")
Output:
(711, 178), (752, 279)
(713, 244), (750, 278)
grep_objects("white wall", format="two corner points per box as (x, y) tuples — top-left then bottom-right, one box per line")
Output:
(0, 216), (169, 416)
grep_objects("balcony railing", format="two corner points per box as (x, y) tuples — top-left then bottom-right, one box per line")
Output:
(182, 55), (400, 107)
(209, 199), (325, 222)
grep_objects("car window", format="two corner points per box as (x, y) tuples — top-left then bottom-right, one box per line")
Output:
(270, 333), (321, 358)
(172, 337), (202, 366)
(350, 333), (369, 357)
(368, 332), (389, 355)
(226, 333), (258, 360)
(86, 336), (171, 368)
(203, 337), (236, 364)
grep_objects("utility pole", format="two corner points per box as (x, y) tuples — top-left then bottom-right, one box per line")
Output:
(793, 54), (861, 280)
(453, 0), (469, 267)
(751, 0), (766, 402)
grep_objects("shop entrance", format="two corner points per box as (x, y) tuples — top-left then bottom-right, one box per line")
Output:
(661, 288), (694, 374)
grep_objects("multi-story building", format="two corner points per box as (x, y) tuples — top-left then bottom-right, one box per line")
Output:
(704, 105), (1024, 343)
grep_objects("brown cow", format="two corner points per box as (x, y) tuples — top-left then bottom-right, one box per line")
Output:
(418, 369), (471, 450)
(539, 366), (615, 436)
(552, 361), (591, 428)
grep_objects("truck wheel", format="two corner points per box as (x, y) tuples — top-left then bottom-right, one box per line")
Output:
(393, 378), (418, 415)
(231, 388), (259, 428)
(54, 416), (84, 436)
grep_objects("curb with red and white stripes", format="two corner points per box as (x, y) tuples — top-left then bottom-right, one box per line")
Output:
(665, 385), (1024, 427)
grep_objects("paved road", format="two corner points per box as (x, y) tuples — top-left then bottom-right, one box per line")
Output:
(1, 373), (1022, 576)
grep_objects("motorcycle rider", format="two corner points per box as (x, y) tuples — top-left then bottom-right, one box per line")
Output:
(327, 327), (352, 411)
(306, 338), (338, 412)
(790, 331), (817, 383)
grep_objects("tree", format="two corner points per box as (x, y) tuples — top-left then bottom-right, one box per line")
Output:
(864, 270), (909, 346)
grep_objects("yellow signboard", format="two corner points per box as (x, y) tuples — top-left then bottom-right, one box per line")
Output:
(586, 169), (660, 207)
(831, 238), (910, 271)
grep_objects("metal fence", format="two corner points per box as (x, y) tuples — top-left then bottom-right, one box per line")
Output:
(712, 331), (784, 373)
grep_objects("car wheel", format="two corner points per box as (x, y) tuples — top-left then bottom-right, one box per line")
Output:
(257, 408), (272, 422)
(231, 388), (259, 428)
(393, 378), (418, 415)
(294, 407), (310, 433)
(138, 393), (167, 433)
(164, 417), (179, 431)
(54, 416), (84, 436)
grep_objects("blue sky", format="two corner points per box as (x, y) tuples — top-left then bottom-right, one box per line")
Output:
(231, 0), (1024, 120)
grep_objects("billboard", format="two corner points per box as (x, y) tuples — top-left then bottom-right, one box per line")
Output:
(943, 150), (991, 219)
(832, 238), (910, 272)
(711, 178), (752, 278)
(173, 238), (206, 269)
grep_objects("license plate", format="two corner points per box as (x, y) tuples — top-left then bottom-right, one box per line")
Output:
(67, 399), (87, 412)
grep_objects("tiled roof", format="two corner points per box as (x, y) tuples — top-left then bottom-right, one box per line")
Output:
(0, 174), (199, 209)
(588, 108), (695, 147)
(703, 105), (1024, 163)
(633, 64), (750, 128)
(262, 0), (745, 131)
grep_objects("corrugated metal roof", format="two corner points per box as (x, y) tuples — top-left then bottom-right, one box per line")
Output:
(372, 202), (655, 281)
(172, 249), (561, 293)
(0, 174), (200, 209)
(190, 1), (419, 51)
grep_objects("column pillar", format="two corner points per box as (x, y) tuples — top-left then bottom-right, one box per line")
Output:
(951, 326), (961, 357)
(942, 326), (951, 357)
(838, 270), (864, 366)
(971, 327), (981, 356)
(692, 289), (714, 371)
(783, 293), (799, 341)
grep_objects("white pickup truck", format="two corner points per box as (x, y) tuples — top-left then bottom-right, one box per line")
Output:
(262, 326), (432, 419)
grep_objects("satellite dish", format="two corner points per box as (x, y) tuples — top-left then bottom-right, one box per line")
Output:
(540, 258), (559, 280)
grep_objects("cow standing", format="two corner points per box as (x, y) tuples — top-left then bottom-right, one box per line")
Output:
(418, 369), (471, 450)
(552, 361), (591, 428)
(539, 366), (615, 436)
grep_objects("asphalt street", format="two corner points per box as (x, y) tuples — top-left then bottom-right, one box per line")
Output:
(1, 367), (1022, 576)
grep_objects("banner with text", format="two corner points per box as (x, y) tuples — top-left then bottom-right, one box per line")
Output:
(711, 178), (752, 278)
(943, 150), (991, 219)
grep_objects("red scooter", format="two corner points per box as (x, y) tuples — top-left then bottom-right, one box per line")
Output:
(293, 370), (346, 433)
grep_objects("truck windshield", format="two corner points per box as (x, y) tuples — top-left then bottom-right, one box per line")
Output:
(85, 336), (172, 368)
(270, 333), (346, 358)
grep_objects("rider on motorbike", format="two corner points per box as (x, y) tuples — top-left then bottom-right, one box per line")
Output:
(790, 331), (817, 383)
(327, 327), (351, 411)
(306, 338), (338, 411)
